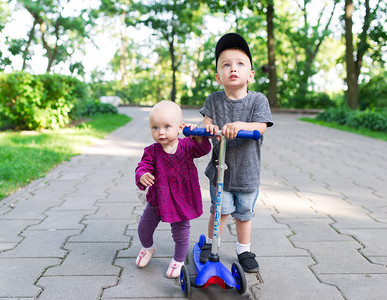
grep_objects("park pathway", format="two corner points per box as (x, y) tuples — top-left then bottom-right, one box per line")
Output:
(0, 106), (386, 299)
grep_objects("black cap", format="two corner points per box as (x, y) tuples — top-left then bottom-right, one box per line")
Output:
(215, 33), (252, 69)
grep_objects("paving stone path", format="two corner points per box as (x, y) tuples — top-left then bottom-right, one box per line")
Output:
(0, 106), (386, 300)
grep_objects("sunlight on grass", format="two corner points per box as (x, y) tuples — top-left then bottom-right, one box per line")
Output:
(299, 117), (387, 141)
(0, 114), (131, 200)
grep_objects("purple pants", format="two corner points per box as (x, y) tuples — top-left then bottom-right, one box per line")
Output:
(138, 203), (190, 262)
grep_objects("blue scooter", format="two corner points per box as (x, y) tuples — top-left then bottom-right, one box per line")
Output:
(180, 127), (261, 298)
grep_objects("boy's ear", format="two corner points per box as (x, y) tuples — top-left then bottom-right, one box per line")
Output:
(247, 70), (255, 83)
(215, 73), (222, 85)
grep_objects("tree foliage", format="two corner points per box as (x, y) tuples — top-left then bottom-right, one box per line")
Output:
(0, 1), (12, 70)
(274, 0), (340, 107)
(1, 0), (386, 110)
(6, 0), (99, 74)
(133, 0), (205, 102)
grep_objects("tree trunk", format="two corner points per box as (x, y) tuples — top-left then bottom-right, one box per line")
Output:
(266, 3), (278, 108)
(39, 21), (57, 73)
(344, 0), (358, 109)
(22, 20), (38, 71)
(169, 37), (176, 102)
(355, 0), (371, 83)
(120, 12), (129, 87)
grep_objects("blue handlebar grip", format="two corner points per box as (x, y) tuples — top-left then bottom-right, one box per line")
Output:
(236, 130), (261, 140)
(183, 127), (260, 140)
(183, 127), (215, 137)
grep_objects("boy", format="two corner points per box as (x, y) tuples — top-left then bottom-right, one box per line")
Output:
(199, 33), (273, 273)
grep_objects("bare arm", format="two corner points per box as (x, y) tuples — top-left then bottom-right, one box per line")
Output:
(222, 121), (267, 139)
(203, 116), (266, 140)
(184, 123), (205, 143)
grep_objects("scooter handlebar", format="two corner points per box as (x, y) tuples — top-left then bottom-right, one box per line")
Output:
(183, 127), (261, 140)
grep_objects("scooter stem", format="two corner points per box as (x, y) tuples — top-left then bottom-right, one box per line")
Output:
(211, 135), (227, 256)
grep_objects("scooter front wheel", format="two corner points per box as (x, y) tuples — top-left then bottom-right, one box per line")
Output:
(231, 262), (247, 294)
(180, 265), (191, 298)
(198, 234), (206, 248)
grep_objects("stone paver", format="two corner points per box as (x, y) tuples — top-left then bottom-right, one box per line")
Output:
(0, 107), (386, 299)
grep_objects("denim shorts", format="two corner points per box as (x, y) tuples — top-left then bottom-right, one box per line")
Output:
(209, 184), (259, 221)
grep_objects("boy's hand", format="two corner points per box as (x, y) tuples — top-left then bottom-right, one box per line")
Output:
(222, 122), (243, 139)
(140, 173), (155, 187)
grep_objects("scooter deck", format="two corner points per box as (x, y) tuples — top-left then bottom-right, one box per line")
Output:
(192, 235), (236, 288)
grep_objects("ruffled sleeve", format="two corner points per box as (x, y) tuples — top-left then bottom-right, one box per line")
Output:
(135, 144), (156, 191)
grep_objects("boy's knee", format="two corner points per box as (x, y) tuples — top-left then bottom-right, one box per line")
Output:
(231, 211), (254, 221)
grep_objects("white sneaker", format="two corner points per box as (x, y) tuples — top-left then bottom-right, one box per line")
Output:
(136, 246), (157, 268)
(165, 259), (184, 279)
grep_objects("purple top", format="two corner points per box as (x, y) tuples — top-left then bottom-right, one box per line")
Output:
(135, 137), (211, 223)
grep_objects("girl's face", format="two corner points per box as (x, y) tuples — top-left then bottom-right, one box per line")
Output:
(215, 49), (254, 91)
(149, 109), (183, 148)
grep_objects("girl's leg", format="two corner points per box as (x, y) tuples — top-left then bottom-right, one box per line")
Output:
(136, 204), (160, 268)
(165, 220), (190, 278)
(138, 203), (160, 248)
(171, 220), (191, 262)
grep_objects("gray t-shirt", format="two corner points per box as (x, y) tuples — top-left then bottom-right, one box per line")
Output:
(199, 90), (273, 192)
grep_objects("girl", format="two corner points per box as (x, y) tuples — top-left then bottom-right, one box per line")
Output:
(135, 100), (211, 278)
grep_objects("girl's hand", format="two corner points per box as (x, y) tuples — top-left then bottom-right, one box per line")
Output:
(185, 123), (206, 143)
(203, 116), (220, 140)
(185, 123), (198, 131)
(205, 124), (219, 139)
(140, 173), (155, 187)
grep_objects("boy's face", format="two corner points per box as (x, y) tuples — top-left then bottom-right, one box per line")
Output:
(215, 49), (254, 91)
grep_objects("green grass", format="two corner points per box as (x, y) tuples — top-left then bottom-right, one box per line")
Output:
(299, 117), (387, 141)
(0, 113), (131, 200)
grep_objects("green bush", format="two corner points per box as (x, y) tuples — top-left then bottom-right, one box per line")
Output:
(286, 92), (336, 109)
(358, 71), (387, 110)
(316, 107), (350, 125)
(0, 72), (90, 130)
(37, 74), (75, 128)
(316, 107), (387, 132)
(81, 100), (118, 116)
(0, 72), (44, 130)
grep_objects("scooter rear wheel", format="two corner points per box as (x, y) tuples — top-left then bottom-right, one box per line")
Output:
(231, 262), (247, 294)
(180, 265), (191, 298)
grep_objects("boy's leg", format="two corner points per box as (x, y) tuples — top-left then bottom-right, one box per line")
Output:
(235, 219), (252, 244)
(233, 190), (260, 273)
(207, 213), (229, 241)
(200, 184), (233, 262)
(235, 219), (254, 255)
(200, 213), (229, 262)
